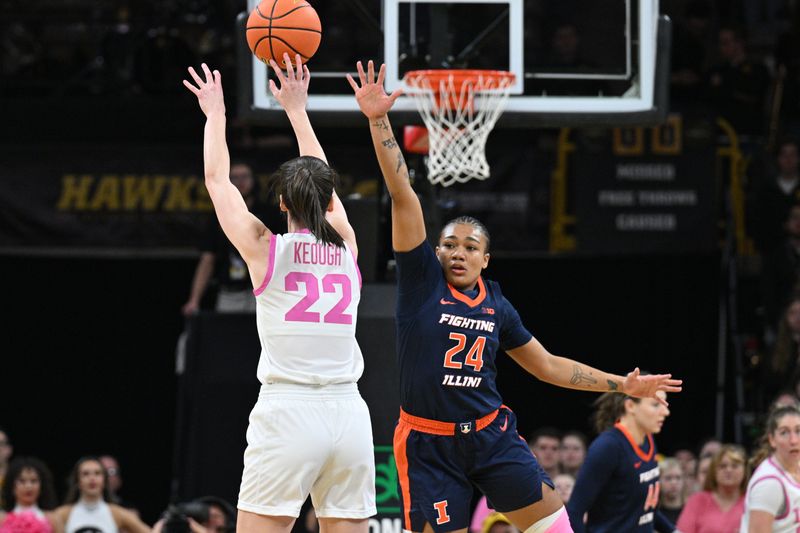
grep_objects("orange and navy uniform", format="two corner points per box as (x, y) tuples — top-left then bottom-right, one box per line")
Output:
(566, 424), (675, 533)
(392, 242), (551, 532)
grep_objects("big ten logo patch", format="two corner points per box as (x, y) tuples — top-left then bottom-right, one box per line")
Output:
(374, 445), (400, 516)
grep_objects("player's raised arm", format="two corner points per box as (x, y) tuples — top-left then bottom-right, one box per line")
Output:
(269, 53), (357, 254)
(182, 64), (269, 267)
(347, 60), (425, 252)
(506, 337), (682, 404)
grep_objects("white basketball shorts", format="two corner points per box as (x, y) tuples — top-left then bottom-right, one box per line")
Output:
(237, 382), (377, 519)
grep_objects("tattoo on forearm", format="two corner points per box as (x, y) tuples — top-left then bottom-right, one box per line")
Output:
(372, 120), (389, 131)
(381, 137), (398, 149)
(607, 379), (619, 391)
(396, 151), (406, 173)
(570, 365), (598, 386)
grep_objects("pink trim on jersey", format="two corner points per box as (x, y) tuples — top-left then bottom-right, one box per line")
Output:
(750, 474), (790, 519)
(253, 235), (277, 296)
(767, 457), (800, 489)
(291, 228), (311, 234)
(350, 247), (362, 288)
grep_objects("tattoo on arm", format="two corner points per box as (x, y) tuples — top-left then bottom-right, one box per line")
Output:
(607, 379), (619, 391)
(570, 365), (598, 386)
(381, 137), (398, 149)
(371, 120), (389, 131)
(395, 151), (406, 173)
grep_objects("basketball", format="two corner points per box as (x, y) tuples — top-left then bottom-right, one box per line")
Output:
(246, 0), (321, 67)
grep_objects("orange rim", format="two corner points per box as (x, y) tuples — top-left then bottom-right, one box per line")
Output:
(403, 69), (515, 93)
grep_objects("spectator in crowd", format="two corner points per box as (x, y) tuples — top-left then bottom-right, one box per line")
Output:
(52, 457), (150, 533)
(674, 448), (698, 491)
(676, 445), (747, 533)
(567, 390), (674, 532)
(0, 457), (59, 533)
(770, 388), (800, 409)
(658, 457), (686, 525)
(740, 404), (800, 531)
(480, 512), (516, 533)
(181, 161), (283, 315)
(765, 296), (800, 397)
(707, 24), (771, 138)
(670, 0), (714, 109)
(552, 473), (575, 504)
(761, 203), (800, 338)
(693, 455), (713, 497)
(528, 427), (562, 481)
(698, 438), (723, 462)
(98, 456), (139, 516)
(0, 428), (12, 506)
(752, 139), (800, 256)
(558, 430), (587, 477)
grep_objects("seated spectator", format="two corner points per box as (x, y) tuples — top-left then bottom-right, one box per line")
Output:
(658, 457), (686, 525)
(674, 448), (698, 492)
(0, 428), (12, 507)
(481, 512), (517, 533)
(765, 296), (800, 396)
(52, 457), (150, 533)
(698, 438), (723, 462)
(691, 455), (713, 497)
(676, 445), (747, 533)
(0, 457), (60, 533)
(527, 427), (562, 481)
(761, 203), (800, 339)
(98, 456), (139, 516)
(469, 496), (493, 533)
(706, 24), (771, 139)
(769, 388), (800, 409)
(558, 430), (587, 477)
(752, 139), (800, 256)
(553, 473), (575, 504)
(670, 0), (714, 109)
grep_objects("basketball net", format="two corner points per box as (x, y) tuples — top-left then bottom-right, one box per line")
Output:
(403, 70), (515, 187)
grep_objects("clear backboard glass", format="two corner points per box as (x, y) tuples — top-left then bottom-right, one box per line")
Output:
(239, 0), (667, 124)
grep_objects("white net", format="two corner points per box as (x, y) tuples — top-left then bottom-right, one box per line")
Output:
(403, 70), (514, 187)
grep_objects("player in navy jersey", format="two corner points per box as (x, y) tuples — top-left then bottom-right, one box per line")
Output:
(348, 62), (682, 533)
(567, 391), (674, 532)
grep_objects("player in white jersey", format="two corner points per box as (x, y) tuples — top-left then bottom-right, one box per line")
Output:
(183, 54), (375, 533)
(741, 404), (800, 532)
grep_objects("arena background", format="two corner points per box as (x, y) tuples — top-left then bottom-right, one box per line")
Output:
(0, 0), (778, 527)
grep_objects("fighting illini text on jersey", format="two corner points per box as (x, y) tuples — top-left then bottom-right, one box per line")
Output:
(395, 243), (532, 421)
(253, 230), (363, 385)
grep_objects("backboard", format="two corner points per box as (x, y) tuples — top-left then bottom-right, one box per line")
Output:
(237, 0), (670, 127)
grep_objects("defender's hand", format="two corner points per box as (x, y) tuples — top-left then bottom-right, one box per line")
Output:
(346, 60), (403, 120)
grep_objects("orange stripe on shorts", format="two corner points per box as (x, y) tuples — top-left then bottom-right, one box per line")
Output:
(393, 421), (414, 529)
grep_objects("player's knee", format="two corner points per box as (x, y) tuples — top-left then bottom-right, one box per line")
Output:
(523, 508), (572, 533)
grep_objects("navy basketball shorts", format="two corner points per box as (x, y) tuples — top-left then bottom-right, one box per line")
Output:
(393, 405), (554, 532)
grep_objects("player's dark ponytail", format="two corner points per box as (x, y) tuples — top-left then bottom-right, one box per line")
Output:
(276, 156), (344, 248)
(592, 393), (641, 434)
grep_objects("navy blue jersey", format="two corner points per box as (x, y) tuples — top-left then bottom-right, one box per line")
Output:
(567, 424), (675, 533)
(394, 242), (532, 421)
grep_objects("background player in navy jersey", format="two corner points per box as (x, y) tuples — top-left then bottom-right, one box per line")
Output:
(347, 61), (682, 533)
(566, 391), (674, 532)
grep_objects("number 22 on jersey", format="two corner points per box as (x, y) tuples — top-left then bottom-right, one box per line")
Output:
(284, 272), (353, 324)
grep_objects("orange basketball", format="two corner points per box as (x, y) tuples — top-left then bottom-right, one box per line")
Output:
(246, 0), (321, 67)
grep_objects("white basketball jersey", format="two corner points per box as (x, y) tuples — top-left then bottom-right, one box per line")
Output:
(741, 456), (800, 532)
(253, 231), (364, 385)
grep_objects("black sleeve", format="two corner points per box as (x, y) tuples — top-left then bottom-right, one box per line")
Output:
(394, 242), (442, 317)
